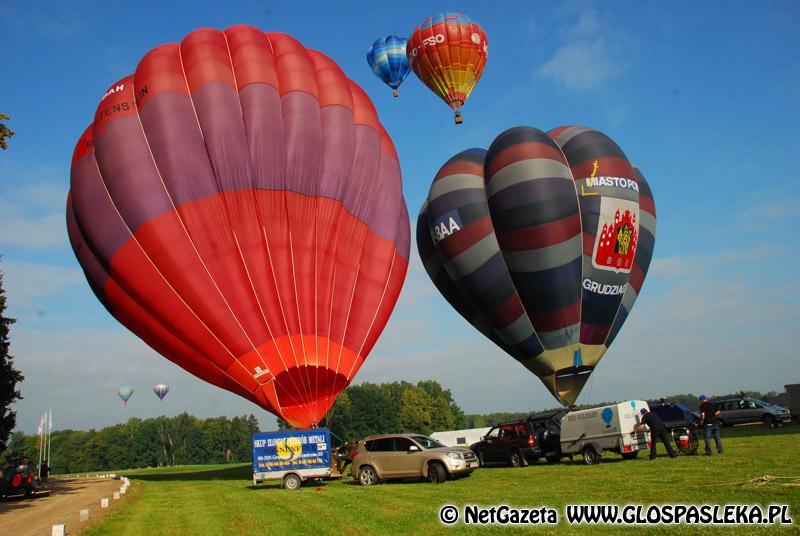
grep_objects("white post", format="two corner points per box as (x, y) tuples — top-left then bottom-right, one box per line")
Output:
(37, 413), (44, 479)
(80, 509), (90, 521)
(51, 525), (65, 536)
(101, 498), (109, 508)
(113, 492), (120, 500)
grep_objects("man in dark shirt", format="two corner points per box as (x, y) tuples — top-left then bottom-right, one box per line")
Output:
(636, 408), (677, 459)
(699, 394), (723, 455)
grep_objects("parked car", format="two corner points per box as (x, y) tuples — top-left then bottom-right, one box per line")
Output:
(470, 409), (568, 467)
(560, 401), (651, 465)
(712, 396), (791, 427)
(351, 434), (478, 485)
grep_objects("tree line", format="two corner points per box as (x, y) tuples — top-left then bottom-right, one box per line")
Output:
(276, 380), (469, 444)
(0, 413), (259, 474)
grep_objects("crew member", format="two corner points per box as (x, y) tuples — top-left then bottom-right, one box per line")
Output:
(636, 408), (677, 459)
(699, 394), (723, 455)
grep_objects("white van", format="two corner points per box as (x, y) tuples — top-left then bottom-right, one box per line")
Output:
(431, 427), (491, 448)
(560, 400), (651, 464)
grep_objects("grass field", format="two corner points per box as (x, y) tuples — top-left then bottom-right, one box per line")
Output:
(82, 425), (799, 535)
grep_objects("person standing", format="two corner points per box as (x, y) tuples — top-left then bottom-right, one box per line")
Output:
(636, 408), (678, 459)
(40, 461), (49, 484)
(699, 394), (723, 455)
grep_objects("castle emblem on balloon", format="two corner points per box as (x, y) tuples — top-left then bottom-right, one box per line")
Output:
(592, 199), (639, 273)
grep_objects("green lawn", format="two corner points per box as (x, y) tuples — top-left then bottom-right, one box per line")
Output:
(83, 426), (799, 535)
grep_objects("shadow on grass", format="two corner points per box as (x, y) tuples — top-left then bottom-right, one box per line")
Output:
(247, 480), (337, 491)
(131, 465), (252, 482)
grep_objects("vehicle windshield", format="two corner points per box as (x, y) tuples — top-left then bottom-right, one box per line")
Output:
(410, 435), (446, 449)
(751, 399), (770, 408)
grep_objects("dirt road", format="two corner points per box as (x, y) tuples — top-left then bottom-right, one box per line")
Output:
(0, 476), (130, 535)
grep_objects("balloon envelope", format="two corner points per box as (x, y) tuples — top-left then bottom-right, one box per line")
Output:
(366, 36), (411, 96)
(406, 12), (488, 123)
(417, 126), (656, 406)
(153, 384), (169, 401)
(68, 25), (410, 428)
(117, 385), (134, 405)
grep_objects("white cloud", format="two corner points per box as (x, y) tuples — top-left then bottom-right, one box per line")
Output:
(1, 261), (82, 308)
(0, 179), (69, 249)
(538, 8), (633, 92)
(10, 327), (279, 434)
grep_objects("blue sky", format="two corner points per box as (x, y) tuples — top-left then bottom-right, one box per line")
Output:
(1, 0), (799, 433)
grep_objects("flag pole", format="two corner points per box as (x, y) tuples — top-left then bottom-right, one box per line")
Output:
(37, 413), (44, 479)
(47, 409), (53, 468)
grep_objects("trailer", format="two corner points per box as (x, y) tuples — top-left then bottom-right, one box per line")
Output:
(785, 384), (800, 422)
(430, 427), (491, 448)
(252, 429), (334, 490)
(560, 400), (651, 464)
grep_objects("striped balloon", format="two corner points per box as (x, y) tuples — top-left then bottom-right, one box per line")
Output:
(406, 12), (488, 124)
(418, 126), (656, 406)
(153, 384), (169, 401)
(67, 25), (410, 429)
(366, 36), (411, 97)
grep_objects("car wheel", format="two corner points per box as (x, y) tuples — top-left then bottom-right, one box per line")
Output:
(358, 466), (379, 486)
(621, 451), (639, 460)
(476, 451), (485, 467)
(545, 455), (561, 464)
(583, 447), (601, 465)
(428, 462), (447, 484)
(509, 450), (523, 468)
(282, 474), (302, 490)
(763, 415), (777, 428)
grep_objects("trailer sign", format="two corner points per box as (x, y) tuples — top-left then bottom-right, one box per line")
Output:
(252, 429), (331, 474)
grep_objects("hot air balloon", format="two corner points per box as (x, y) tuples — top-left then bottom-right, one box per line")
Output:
(406, 12), (488, 124)
(367, 36), (411, 97)
(117, 385), (134, 406)
(417, 126), (656, 406)
(153, 384), (169, 401)
(67, 25), (410, 429)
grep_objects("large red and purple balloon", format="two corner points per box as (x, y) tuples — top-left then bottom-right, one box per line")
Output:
(67, 26), (410, 428)
(418, 126), (656, 406)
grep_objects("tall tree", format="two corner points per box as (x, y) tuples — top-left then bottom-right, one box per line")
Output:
(0, 269), (24, 450)
(0, 114), (13, 150)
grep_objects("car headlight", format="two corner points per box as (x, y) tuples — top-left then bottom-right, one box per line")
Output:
(447, 452), (463, 460)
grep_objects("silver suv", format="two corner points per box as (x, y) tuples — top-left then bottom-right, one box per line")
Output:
(351, 434), (478, 485)
(712, 397), (791, 427)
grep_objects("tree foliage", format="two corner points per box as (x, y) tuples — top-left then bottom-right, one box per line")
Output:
(0, 269), (24, 450)
(0, 413), (259, 474)
(318, 380), (467, 444)
(0, 114), (14, 150)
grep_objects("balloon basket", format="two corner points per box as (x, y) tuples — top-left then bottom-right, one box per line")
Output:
(454, 112), (463, 125)
(393, 89), (398, 97)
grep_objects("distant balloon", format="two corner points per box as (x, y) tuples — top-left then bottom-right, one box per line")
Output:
(407, 12), (488, 124)
(67, 25), (409, 429)
(367, 36), (411, 97)
(153, 384), (169, 401)
(117, 385), (134, 406)
(417, 126), (656, 406)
